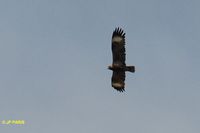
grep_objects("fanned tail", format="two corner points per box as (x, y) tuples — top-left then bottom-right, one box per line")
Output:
(126, 66), (135, 73)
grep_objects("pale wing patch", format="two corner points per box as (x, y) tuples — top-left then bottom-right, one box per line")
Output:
(112, 83), (124, 88)
(112, 36), (123, 43)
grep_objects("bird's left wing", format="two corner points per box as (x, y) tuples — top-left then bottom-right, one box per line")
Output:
(111, 28), (126, 66)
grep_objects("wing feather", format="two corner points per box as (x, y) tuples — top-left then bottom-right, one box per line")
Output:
(112, 70), (125, 92)
(112, 28), (126, 66)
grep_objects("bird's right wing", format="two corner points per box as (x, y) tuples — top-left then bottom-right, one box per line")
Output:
(111, 70), (125, 92)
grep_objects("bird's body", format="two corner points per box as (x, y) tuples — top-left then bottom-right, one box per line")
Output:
(108, 28), (135, 92)
(108, 64), (135, 72)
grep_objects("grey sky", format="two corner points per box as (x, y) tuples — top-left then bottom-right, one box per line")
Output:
(0, 0), (200, 133)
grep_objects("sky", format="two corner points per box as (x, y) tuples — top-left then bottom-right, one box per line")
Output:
(0, 0), (200, 133)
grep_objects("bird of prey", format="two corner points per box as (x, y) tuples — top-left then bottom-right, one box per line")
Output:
(108, 28), (135, 92)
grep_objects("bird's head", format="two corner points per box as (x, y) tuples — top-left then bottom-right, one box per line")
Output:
(107, 65), (113, 70)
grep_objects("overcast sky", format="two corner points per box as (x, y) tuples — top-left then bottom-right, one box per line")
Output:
(0, 0), (200, 133)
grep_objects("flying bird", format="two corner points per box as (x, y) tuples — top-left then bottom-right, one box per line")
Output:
(108, 28), (135, 92)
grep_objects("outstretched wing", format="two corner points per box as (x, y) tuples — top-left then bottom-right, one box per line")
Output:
(112, 28), (126, 66)
(112, 70), (125, 92)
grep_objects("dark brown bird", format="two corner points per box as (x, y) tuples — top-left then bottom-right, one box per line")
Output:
(108, 28), (135, 92)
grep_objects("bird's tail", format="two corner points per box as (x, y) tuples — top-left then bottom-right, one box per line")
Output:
(126, 66), (135, 73)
